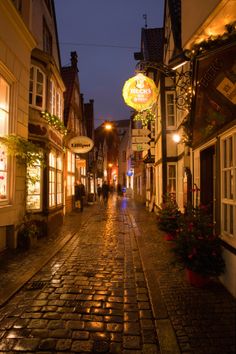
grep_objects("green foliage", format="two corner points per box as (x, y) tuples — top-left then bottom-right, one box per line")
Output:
(172, 205), (225, 277)
(41, 111), (67, 135)
(0, 135), (45, 186)
(157, 194), (181, 236)
(0, 135), (44, 167)
(133, 109), (155, 126)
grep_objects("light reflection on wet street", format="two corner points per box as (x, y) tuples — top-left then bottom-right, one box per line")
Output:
(0, 198), (159, 353)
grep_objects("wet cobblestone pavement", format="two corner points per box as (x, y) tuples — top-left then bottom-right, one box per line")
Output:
(0, 197), (235, 353)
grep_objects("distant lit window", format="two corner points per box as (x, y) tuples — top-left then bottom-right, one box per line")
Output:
(29, 66), (45, 109)
(67, 151), (75, 196)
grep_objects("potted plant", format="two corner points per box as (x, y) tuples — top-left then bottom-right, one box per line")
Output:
(157, 194), (181, 240)
(172, 204), (225, 287)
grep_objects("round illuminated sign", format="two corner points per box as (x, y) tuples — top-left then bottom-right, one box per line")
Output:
(122, 73), (158, 111)
(68, 136), (94, 154)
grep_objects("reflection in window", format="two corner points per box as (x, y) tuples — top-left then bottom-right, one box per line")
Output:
(27, 164), (41, 210)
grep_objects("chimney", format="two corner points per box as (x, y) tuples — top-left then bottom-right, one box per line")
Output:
(70, 51), (78, 70)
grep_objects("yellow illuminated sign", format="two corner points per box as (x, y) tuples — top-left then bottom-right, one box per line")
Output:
(122, 73), (157, 111)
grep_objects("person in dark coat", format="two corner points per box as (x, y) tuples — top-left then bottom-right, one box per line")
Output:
(97, 184), (102, 201)
(75, 180), (86, 212)
(102, 181), (109, 203)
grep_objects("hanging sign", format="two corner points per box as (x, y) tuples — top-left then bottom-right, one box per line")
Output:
(68, 136), (94, 153)
(122, 73), (158, 111)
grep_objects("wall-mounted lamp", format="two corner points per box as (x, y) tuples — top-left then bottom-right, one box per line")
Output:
(172, 133), (181, 143)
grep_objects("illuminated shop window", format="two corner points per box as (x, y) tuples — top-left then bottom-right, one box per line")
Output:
(67, 150), (75, 196)
(29, 66), (45, 109)
(49, 152), (63, 207)
(26, 162), (42, 210)
(221, 133), (236, 240)
(0, 75), (10, 201)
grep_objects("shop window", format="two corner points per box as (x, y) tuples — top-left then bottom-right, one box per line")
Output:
(0, 75), (10, 202)
(29, 66), (45, 109)
(67, 151), (75, 196)
(49, 79), (63, 119)
(221, 133), (236, 240)
(167, 163), (176, 197)
(49, 152), (63, 208)
(166, 92), (176, 128)
(26, 162), (42, 210)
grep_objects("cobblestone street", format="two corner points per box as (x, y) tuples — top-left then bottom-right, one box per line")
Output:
(0, 197), (235, 353)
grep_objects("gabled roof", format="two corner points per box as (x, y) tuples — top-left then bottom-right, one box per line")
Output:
(141, 27), (164, 62)
(115, 119), (130, 128)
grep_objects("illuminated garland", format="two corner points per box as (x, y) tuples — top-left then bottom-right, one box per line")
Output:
(185, 21), (236, 59)
(133, 109), (155, 126)
(41, 111), (67, 136)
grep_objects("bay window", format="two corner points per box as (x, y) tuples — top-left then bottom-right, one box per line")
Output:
(49, 79), (63, 119)
(29, 66), (45, 109)
(0, 75), (10, 201)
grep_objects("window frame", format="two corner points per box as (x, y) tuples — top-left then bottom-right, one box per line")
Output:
(29, 65), (46, 110)
(167, 162), (177, 198)
(0, 73), (10, 204)
(165, 91), (176, 128)
(221, 131), (236, 245)
(49, 151), (63, 208)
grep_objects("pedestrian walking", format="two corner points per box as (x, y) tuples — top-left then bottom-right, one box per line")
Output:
(75, 180), (86, 212)
(102, 181), (109, 203)
(97, 184), (102, 201)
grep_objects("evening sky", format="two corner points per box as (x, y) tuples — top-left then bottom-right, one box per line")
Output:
(55, 0), (164, 126)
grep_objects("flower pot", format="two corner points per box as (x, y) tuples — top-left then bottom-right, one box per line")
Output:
(185, 269), (210, 288)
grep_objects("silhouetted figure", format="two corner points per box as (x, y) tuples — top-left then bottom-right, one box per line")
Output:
(102, 181), (109, 203)
(97, 184), (102, 201)
(75, 180), (86, 212)
(117, 183), (122, 196)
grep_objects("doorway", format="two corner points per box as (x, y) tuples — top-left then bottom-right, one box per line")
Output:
(200, 145), (215, 217)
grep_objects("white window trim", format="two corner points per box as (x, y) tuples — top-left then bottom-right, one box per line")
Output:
(167, 162), (177, 197)
(29, 65), (46, 110)
(220, 129), (236, 248)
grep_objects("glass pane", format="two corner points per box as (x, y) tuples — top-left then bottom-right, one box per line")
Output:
(167, 94), (173, 104)
(26, 195), (40, 210)
(36, 83), (43, 95)
(229, 137), (232, 167)
(35, 95), (43, 107)
(0, 76), (9, 110)
(37, 70), (43, 83)
(223, 139), (227, 168)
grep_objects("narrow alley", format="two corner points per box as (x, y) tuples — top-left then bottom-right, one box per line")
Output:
(0, 197), (235, 354)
